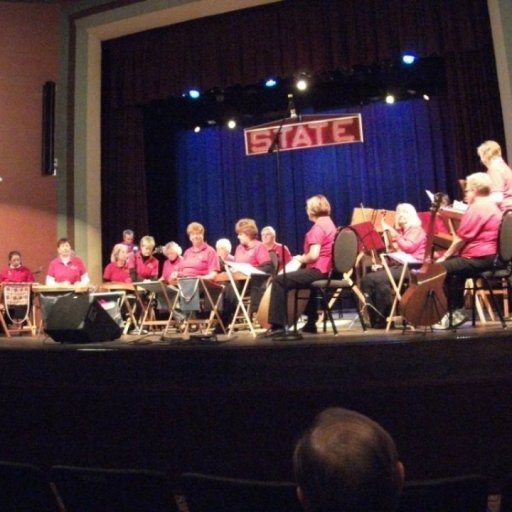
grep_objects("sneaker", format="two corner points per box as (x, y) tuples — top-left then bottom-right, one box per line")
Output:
(432, 312), (451, 330)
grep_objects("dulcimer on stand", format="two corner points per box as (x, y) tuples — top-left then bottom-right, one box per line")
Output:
(400, 193), (448, 327)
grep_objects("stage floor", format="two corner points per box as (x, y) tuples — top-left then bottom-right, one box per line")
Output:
(0, 314), (511, 484)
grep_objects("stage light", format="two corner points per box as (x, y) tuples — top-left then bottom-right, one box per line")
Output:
(227, 119), (237, 129)
(402, 53), (416, 65)
(385, 94), (395, 104)
(187, 89), (201, 99)
(265, 78), (277, 88)
(295, 78), (308, 91)
(423, 93), (430, 101)
(193, 125), (201, 133)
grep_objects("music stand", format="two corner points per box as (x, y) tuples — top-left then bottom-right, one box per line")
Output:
(348, 221), (387, 324)
(268, 113), (302, 341)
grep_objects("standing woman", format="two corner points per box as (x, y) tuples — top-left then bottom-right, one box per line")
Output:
(266, 194), (337, 336)
(477, 140), (512, 211)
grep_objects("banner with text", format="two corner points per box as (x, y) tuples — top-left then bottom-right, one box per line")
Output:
(244, 114), (363, 156)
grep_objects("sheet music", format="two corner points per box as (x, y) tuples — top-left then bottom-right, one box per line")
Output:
(385, 251), (421, 265)
(224, 261), (267, 275)
(278, 258), (302, 275)
(451, 200), (468, 212)
(425, 189), (435, 203)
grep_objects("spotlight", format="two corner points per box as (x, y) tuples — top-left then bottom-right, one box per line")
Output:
(187, 89), (201, 99)
(295, 78), (308, 91)
(402, 52), (416, 65)
(264, 78), (277, 88)
(227, 119), (237, 129)
(193, 126), (201, 133)
(385, 94), (395, 104)
(422, 93), (430, 101)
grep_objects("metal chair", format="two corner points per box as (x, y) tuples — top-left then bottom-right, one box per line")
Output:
(467, 209), (512, 327)
(309, 227), (367, 334)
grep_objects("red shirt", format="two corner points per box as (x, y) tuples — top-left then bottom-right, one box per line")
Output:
(266, 242), (292, 270)
(47, 256), (87, 284)
(128, 253), (159, 280)
(234, 240), (271, 267)
(103, 262), (132, 283)
(487, 157), (512, 210)
(304, 216), (337, 273)
(161, 256), (183, 281)
(457, 198), (502, 258)
(178, 243), (219, 277)
(395, 225), (427, 261)
(0, 265), (34, 283)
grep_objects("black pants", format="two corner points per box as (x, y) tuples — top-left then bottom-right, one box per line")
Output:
(268, 268), (325, 327)
(440, 255), (496, 310)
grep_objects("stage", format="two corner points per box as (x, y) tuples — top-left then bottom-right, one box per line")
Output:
(0, 318), (511, 489)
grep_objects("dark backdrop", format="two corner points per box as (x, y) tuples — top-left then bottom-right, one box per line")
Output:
(101, 0), (504, 262)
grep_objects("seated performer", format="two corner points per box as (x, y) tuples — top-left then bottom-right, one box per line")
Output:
(434, 172), (502, 329)
(266, 194), (337, 336)
(361, 203), (426, 328)
(260, 225), (292, 272)
(215, 238), (235, 270)
(177, 222), (219, 279)
(110, 228), (138, 262)
(477, 140), (512, 211)
(128, 235), (159, 281)
(103, 244), (132, 283)
(220, 219), (273, 328)
(161, 241), (183, 283)
(0, 251), (35, 283)
(46, 238), (90, 285)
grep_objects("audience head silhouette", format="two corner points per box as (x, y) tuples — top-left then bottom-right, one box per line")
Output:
(293, 407), (404, 512)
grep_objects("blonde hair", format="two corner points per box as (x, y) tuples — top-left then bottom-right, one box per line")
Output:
(235, 218), (258, 239)
(186, 222), (205, 236)
(111, 243), (128, 260)
(139, 235), (155, 249)
(306, 194), (331, 217)
(477, 140), (501, 165)
(466, 172), (492, 195)
(395, 203), (422, 228)
(163, 241), (182, 257)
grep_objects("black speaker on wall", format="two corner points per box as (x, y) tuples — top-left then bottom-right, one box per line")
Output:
(45, 293), (122, 343)
(41, 81), (55, 175)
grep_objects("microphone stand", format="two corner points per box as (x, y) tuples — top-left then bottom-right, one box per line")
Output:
(268, 114), (302, 341)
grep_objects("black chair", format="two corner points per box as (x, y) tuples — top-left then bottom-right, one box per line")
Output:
(398, 474), (490, 512)
(468, 209), (512, 327)
(309, 227), (367, 334)
(0, 461), (61, 512)
(50, 465), (178, 512)
(180, 472), (303, 512)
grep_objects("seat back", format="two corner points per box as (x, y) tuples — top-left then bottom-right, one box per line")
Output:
(398, 474), (489, 512)
(498, 209), (512, 264)
(50, 465), (178, 512)
(333, 228), (359, 276)
(180, 472), (302, 512)
(0, 461), (61, 512)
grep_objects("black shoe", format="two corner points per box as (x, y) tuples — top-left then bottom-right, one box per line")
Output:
(301, 322), (318, 334)
(259, 325), (285, 338)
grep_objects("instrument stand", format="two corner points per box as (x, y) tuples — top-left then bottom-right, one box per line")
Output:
(268, 114), (302, 341)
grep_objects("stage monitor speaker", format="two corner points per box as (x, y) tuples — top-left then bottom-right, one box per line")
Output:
(45, 293), (122, 343)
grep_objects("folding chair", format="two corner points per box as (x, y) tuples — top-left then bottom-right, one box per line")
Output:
(133, 281), (180, 335)
(177, 278), (225, 335)
(50, 465), (178, 512)
(0, 282), (36, 336)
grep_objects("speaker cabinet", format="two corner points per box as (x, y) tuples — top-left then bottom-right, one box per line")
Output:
(41, 81), (55, 175)
(45, 293), (122, 343)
